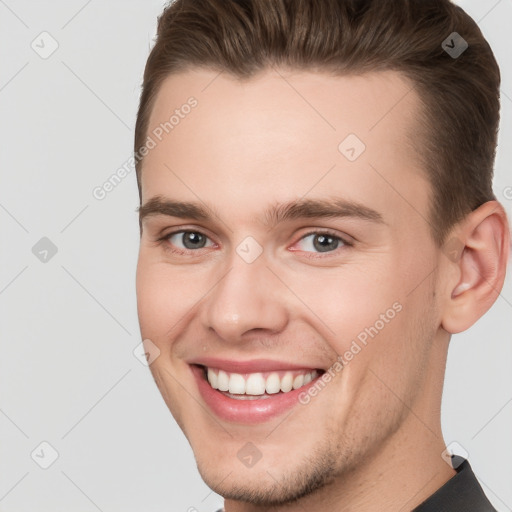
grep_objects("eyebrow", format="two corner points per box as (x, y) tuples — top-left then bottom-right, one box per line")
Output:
(137, 195), (385, 229)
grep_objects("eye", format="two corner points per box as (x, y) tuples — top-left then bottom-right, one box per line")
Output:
(294, 231), (350, 254)
(157, 228), (351, 257)
(163, 230), (215, 253)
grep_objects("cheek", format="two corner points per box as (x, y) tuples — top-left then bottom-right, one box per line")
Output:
(284, 259), (430, 388)
(286, 264), (402, 344)
(135, 257), (216, 355)
(136, 259), (188, 337)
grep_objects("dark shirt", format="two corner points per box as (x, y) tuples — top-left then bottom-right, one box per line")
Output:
(413, 458), (496, 511)
(214, 458), (496, 511)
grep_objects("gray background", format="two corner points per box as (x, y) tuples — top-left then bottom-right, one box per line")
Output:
(0, 0), (510, 510)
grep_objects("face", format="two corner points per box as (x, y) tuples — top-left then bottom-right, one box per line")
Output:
(136, 68), (448, 506)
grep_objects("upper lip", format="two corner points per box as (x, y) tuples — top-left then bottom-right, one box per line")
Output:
(189, 357), (322, 373)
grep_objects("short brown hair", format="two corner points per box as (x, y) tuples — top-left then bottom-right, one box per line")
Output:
(134, 0), (500, 246)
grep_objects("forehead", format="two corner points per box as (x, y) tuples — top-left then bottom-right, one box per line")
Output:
(141, 67), (431, 234)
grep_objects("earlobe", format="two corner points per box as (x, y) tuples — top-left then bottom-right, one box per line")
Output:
(441, 201), (510, 334)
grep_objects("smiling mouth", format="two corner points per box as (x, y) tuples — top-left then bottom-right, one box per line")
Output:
(198, 365), (325, 400)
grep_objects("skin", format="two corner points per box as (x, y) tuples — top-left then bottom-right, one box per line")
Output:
(135, 67), (510, 511)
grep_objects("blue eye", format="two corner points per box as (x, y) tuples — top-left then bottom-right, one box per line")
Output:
(166, 231), (215, 251)
(295, 232), (347, 253)
(158, 229), (352, 257)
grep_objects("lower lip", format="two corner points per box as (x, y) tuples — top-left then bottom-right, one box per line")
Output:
(191, 365), (322, 424)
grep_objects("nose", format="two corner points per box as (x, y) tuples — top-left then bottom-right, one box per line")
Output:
(201, 250), (289, 344)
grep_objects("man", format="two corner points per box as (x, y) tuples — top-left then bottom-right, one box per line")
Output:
(134, 0), (510, 510)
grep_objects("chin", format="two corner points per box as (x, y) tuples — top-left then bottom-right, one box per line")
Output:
(193, 441), (341, 507)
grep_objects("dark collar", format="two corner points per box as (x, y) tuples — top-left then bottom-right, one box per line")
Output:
(412, 458), (496, 511)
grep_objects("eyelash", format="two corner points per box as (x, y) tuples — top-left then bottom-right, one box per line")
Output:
(156, 228), (354, 259)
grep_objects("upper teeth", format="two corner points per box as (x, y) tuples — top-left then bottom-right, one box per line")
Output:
(206, 368), (319, 395)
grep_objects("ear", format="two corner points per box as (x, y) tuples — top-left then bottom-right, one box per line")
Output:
(441, 200), (510, 334)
